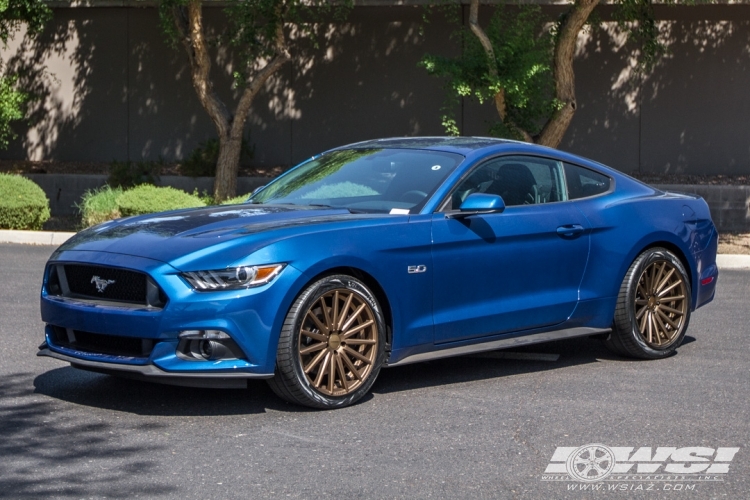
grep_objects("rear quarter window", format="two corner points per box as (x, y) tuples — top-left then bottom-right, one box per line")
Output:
(564, 163), (611, 200)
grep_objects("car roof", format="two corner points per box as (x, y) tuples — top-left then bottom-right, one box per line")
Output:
(333, 136), (522, 155)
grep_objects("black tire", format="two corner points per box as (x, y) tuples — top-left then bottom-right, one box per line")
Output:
(267, 274), (386, 409)
(605, 247), (692, 359)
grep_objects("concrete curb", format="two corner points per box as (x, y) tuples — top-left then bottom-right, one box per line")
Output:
(0, 230), (76, 246)
(716, 254), (750, 270)
(2, 230), (750, 270)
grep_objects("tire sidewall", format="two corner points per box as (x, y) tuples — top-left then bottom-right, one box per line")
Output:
(283, 274), (386, 409)
(622, 248), (692, 358)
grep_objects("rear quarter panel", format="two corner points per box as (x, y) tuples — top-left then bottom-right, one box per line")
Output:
(571, 177), (717, 327)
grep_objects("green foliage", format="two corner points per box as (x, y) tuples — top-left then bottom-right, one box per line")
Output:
(0, 0), (52, 150)
(220, 194), (251, 205)
(614, 0), (665, 71)
(0, 75), (25, 148)
(420, 5), (557, 140)
(0, 0), (52, 45)
(182, 138), (254, 178)
(77, 185), (123, 228)
(117, 185), (205, 217)
(108, 159), (162, 189)
(158, 0), (352, 89)
(0, 173), (50, 230)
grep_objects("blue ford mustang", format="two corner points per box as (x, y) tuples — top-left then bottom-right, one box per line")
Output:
(38, 137), (718, 408)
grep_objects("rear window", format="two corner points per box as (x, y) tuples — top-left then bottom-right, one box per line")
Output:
(564, 163), (611, 200)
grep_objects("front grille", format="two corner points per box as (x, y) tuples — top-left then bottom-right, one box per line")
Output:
(46, 264), (167, 308)
(64, 264), (147, 303)
(49, 326), (155, 358)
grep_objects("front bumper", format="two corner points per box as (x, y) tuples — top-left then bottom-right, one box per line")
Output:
(38, 346), (272, 388)
(39, 250), (304, 383)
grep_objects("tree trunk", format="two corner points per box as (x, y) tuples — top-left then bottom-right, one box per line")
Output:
(536, 0), (600, 148)
(175, 0), (290, 202)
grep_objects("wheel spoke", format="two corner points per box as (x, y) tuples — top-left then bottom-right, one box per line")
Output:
(320, 297), (332, 332)
(635, 299), (648, 305)
(327, 352), (336, 394)
(343, 346), (373, 364)
(332, 291), (340, 332)
(657, 308), (679, 330)
(340, 303), (367, 333)
(652, 262), (665, 293)
(639, 308), (649, 333)
(341, 351), (362, 380)
(344, 338), (377, 345)
(304, 348), (328, 374)
(301, 329), (327, 343)
(659, 304), (684, 316)
(335, 352), (349, 392)
(341, 319), (374, 339)
(337, 293), (354, 331)
(306, 310), (329, 336)
(300, 342), (326, 355)
(655, 268), (676, 294)
(314, 351), (331, 387)
(647, 312), (653, 343)
(654, 312), (671, 342)
(657, 280), (681, 298)
(637, 282), (649, 299)
(635, 305), (648, 320)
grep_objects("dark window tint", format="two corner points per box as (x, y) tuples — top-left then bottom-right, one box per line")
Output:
(564, 163), (610, 200)
(446, 156), (565, 210)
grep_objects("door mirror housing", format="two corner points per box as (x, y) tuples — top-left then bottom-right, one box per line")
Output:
(447, 193), (506, 219)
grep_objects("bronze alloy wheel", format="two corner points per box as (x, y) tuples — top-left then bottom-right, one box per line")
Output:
(298, 288), (379, 397)
(633, 259), (688, 348)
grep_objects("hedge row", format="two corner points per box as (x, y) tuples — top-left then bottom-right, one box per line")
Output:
(79, 185), (251, 228)
(0, 173), (51, 230)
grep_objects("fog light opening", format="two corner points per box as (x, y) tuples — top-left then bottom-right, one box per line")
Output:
(177, 330), (244, 361)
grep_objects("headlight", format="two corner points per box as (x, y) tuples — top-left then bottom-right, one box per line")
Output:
(181, 264), (285, 291)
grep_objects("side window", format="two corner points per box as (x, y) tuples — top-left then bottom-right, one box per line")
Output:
(564, 163), (611, 200)
(445, 156), (565, 210)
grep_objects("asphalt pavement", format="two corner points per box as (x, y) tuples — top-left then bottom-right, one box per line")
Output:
(1, 243), (748, 499)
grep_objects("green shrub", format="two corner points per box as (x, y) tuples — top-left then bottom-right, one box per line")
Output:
(182, 138), (254, 177)
(117, 185), (205, 216)
(220, 194), (251, 205)
(0, 173), (50, 230)
(108, 159), (162, 188)
(77, 185), (123, 228)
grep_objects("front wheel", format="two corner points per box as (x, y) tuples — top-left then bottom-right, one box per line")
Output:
(267, 274), (386, 409)
(605, 247), (692, 359)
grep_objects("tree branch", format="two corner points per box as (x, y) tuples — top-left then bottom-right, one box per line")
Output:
(184, 0), (232, 138)
(468, 0), (497, 81)
(537, 0), (599, 148)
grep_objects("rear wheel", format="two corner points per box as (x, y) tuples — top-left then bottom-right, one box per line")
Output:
(267, 274), (386, 409)
(605, 248), (691, 359)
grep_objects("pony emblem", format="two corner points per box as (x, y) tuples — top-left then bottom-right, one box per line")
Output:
(91, 275), (116, 293)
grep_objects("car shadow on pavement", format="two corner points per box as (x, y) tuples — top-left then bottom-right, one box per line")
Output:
(32, 335), (697, 415)
(33, 366), (309, 416)
(372, 334), (698, 395)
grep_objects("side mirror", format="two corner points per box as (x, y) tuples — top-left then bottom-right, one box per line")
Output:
(446, 193), (505, 219)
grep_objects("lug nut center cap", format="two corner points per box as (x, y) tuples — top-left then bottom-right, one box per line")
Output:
(328, 334), (341, 350)
(648, 296), (657, 309)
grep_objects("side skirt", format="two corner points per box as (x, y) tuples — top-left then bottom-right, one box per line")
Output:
(386, 327), (610, 367)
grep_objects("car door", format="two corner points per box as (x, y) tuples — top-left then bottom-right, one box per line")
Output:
(431, 155), (590, 344)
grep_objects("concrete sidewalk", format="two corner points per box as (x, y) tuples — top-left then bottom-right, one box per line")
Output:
(3, 229), (750, 269)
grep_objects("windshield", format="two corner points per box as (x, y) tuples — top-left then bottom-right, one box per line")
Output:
(249, 148), (464, 213)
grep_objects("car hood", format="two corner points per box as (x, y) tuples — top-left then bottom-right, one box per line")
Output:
(55, 204), (387, 268)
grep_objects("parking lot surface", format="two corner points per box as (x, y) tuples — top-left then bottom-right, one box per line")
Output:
(1, 243), (748, 499)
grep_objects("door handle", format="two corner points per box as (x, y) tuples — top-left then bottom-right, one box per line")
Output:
(556, 224), (585, 238)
